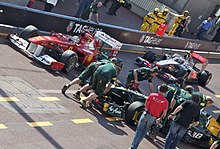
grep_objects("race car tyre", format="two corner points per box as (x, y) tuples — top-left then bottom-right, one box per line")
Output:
(198, 70), (212, 86)
(19, 25), (39, 41)
(60, 50), (78, 73)
(125, 101), (145, 126)
(142, 51), (156, 63)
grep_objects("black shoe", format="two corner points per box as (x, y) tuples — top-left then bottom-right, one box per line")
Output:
(106, 12), (113, 15)
(113, 12), (117, 16)
(73, 91), (81, 100)
(80, 100), (92, 108)
(80, 100), (87, 108)
(61, 84), (70, 94)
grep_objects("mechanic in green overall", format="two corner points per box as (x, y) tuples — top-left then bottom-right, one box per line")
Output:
(126, 67), (159, 93)
(161, 77), (184, 133)
(185, 85), (213, 108)
(61, 59), (111, 98)
(165, 78), (183, 105)
(80, 58), (123, 108)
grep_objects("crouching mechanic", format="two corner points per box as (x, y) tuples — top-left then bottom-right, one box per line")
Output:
(61, 59), (112, 97)
(126, 67), (159, 93)
(80, 58), (123, 108)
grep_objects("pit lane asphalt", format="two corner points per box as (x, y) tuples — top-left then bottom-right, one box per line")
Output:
(1, 36), (219, 149)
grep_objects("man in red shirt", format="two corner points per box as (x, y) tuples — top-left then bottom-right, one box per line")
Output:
(129, 84), (168, 149)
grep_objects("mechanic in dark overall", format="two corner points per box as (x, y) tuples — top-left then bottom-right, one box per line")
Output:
(126, 67), (159, 93)
(80, 58), (123, 108)
(164, 94), (200, 149)
(80, 2), (103, 23)
(129, 84), (168, 149)
(61, 59), (111, 97)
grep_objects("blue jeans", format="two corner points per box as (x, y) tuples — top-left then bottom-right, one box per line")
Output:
(164, 122), (187, 149)
(75, 0), (93, 17)
(130, 112), (156, 149)
(197, 28), (207, 40)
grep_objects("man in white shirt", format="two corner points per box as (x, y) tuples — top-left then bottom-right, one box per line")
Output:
(44, 0), (59, 12)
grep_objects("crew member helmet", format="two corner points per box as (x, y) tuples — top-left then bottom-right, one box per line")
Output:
(153, 8), (160, 14)
(183, 10), (189, 17)
(111, 57), (123, 71)
(185, 85), (194, 94)
(70, 36), (80, 44)
(150, 66), (159, 73)
(162, 8), (169, 16)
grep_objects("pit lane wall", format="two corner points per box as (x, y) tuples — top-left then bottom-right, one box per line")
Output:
(0, 2), (220, 53)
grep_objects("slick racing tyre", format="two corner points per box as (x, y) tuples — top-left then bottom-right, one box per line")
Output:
(60, 50), (78, 73)
(142, 51), (156, 63)
(198, 70), (212, 86)
(19, 25), (39, 40)
(125, 101), (145, 126)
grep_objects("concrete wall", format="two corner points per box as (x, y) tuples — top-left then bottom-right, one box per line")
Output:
(0, 0), (29, 6)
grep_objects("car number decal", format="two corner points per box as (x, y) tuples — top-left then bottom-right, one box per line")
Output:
(187, 130), (203, 139)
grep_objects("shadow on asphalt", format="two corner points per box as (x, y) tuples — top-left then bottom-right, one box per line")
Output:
(203, 86), (216, 94)
(0, 88), (64, 149)
(62, 93), (128, 136)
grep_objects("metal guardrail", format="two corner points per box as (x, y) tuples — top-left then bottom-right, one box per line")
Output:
(0, 2), (220, 53)
(1, 23), (220, 59)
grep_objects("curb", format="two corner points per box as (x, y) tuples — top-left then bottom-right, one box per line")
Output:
(1, 24), (220, 59)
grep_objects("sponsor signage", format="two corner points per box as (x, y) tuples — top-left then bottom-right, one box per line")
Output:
(0, 2), (220, 53)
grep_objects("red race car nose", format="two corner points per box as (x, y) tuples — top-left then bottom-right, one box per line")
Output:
(50, 62), (65, 70)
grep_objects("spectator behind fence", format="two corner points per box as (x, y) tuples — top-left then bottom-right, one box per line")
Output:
(106, 0), (125, 16)
(212, 26), (220, 43)
(197, 17), (213, 40)
(210, 15), (218, 34)
(81, 2), (103, 23)
(168, 10), (189, 36)
(75, 0), (94, 17)
(175, 16), (191, 37)
(27, 0), (36, 8)
(44, 0), (63, 12)
(103, 0), (110, 7)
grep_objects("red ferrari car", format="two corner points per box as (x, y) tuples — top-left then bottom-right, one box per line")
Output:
(9, 25), (123, 73)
